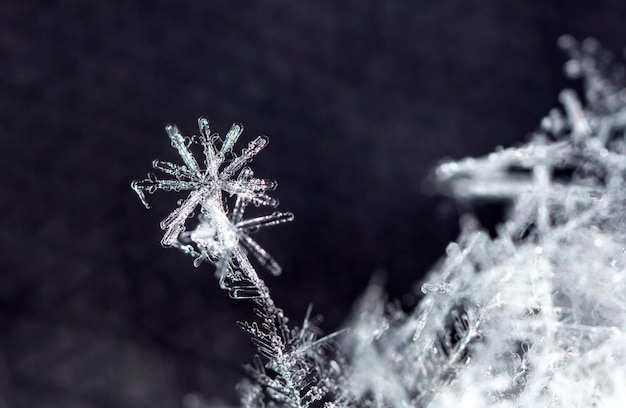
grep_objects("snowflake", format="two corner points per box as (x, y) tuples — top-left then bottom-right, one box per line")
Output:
(131, 117), (293, 280)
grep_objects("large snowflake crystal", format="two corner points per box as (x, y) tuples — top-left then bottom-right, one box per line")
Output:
(132, 118), (293, 282)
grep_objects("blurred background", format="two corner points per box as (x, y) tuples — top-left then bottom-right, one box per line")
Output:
(2, 1), (626, 407)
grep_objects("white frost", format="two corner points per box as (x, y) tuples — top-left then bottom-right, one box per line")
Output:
(340, 36), (626, 407)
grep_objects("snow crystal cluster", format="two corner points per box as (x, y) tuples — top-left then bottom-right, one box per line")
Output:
(134, 36), (626, 408)
(339, 36), (626, 407)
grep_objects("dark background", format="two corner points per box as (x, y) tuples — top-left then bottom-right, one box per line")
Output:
(2, 1), (626, 407)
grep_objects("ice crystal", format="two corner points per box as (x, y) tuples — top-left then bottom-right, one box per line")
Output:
(133, 119), (341, 408)
(337, 36), (626, 407)
(131, 118), (293, 283)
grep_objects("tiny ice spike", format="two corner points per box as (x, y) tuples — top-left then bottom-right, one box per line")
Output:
(131, 118), (293, 281)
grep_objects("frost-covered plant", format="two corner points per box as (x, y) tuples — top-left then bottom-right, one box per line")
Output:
(132, 119), (341, 408)
(134, 36), (626, 408)
(337, 36), (626, 407)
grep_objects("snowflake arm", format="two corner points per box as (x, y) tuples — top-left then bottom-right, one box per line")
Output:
(160, 186), (213, 246)
(220, 135), (270, 182)
(219, 122), (245, 163)
(166, 124), (199, 173)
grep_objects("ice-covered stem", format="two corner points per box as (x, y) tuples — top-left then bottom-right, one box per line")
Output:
(232, 250), (339, 408)
(132, 119), (340, 408)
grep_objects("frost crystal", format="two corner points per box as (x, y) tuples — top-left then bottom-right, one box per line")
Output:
(132, 118), (293, 284)
(133, 119), (341, 408)
(338, 36), (626, 407)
